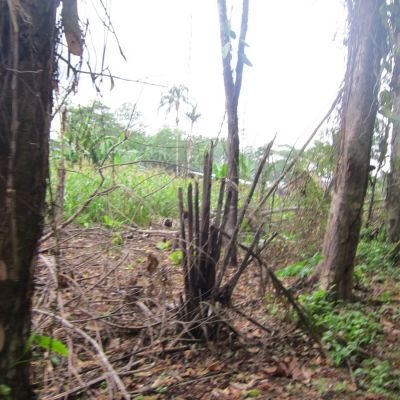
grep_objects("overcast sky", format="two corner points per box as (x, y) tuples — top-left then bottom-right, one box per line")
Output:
(65, 0), (347, 148)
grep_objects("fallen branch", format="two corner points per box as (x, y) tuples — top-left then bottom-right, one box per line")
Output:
(218, 238), (327, 357)
(130, 371), (233, 396)
(231, 306), (272, 334)
(127, 227), (178, 237)
(33, 309), (130, 400)
(44, 368), (138, 400)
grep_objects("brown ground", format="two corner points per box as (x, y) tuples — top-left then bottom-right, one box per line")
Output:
(32, 225), (398, 400)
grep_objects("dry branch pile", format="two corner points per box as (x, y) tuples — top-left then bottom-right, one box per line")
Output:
(31, 142), (330, 399)
(33, 222), (326, 399)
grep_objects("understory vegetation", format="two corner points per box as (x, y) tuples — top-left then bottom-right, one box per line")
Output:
(5, 1), (400, 399)
(37, 101), (400, 398)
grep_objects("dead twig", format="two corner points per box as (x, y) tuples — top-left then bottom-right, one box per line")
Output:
(33, 309), (130, 400)
(231, 306), (272, 334)
(130, 371), (233, 396)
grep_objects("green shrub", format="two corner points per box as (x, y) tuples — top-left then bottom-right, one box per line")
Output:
(355, 359), (400, 397)
(355, 239), (398, 286)
(300, 289), (382, 366)
(276, 252), (322, 279)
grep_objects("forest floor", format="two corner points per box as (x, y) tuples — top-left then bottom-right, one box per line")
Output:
(32, 224), (400, 400)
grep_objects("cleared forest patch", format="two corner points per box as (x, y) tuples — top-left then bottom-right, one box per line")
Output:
(32, 225), (400, 399)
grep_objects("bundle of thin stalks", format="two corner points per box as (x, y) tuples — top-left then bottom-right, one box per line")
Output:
(177, 141), (274, 338)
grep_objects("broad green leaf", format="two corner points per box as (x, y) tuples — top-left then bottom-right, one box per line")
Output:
(156, 241), (170, 251)
(169, 249), (183, 265)
(33, 334), (68, 357)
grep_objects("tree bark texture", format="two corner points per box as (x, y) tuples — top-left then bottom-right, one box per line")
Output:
(387, 1), (400, 243)
(317, 0), (385, 300)
(217, 0), (249, 265)
(0, 1), (57, 398)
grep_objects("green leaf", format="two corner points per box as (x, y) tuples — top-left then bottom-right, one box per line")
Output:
(169, 249), (183, 265)
(103, 214), (114, 226)
(33, 334), (68, 357)
(0, 385), (11, 396)
(156, 386), (168, 394)
(246, 388), (261, 397)
(156, 241), (170, 251)
(215, 162), (228, 179)
(24, 332), (36, 354)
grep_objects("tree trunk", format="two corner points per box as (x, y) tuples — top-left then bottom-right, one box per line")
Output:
(226, 112), (240, 264)
(387, 2), (400, 243)
(0, 1), (57, 398)
(217, 0), (249, 266)
(316, 0), (385, 300)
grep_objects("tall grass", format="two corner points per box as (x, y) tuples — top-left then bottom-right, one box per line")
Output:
(57, 164), (189, 227)
(50, 161), (323, 230)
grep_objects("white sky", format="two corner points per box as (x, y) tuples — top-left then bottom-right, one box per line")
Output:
(66, 0), (347, 148)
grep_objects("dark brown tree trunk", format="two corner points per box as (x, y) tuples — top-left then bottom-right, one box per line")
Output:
(316, 0), (385, 300)
(217, 0), (249, 265)
(0, 1), (57, 398)
(387, 1), (400, 243)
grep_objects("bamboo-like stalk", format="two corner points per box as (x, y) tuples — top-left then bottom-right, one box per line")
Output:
(178, 188), (188, 296)
(209, 179), (226, 266)
(178, 143), (283, 338)
(215, 139), (274, 290)
(187, 183), (194, 297)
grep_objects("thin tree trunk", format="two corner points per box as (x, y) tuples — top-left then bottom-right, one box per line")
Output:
(0, 1), (57, 398)
(217, 0), (249, 265)
(316, 0), (385, 300)
(387, 2), (400, 242)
